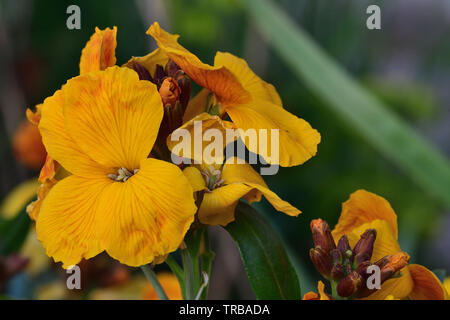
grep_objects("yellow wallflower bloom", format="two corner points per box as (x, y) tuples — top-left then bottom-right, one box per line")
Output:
(27, 27), (119, 220)
(35, 66), (196, 268)
(332, 190), (447, 300)
(147, 22), (321, 167)
(183, 157), (300, 226)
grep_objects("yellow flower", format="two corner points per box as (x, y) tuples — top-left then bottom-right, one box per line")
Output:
(27, 27), (118, 220)
(35, 66), (196, 268)
(332, 190), (447, 300)
(302, 281), (330, 300)
(147, 22), (321, 167)
(183, 157), (300, 226)
(444, 278), (450, 298)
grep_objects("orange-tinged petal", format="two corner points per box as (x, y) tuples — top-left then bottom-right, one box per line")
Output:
(38, 155), (59, 183)
(183, 166), (207, 192)
(38, 89), (107, 178)
(408, 264), (447, 300)
(124, 48), (169, 77)
(98, 158), (196, 267)
(147, 22), (250, 106)
(167, 113), (236, 165)
(317, 281), (330, 300)
(36, 175), (111, 268)
(332, 190), (398, 241)
(345, 219), (413, 300)
(63, 66), (163, 171)
(302, 291), (319, 300)
(27, 178), (57, 221)
(80, 26), (117, 74)
(226, 100), (320, 167)
(214, 51), (282, 106)
(26, 104), (42, 125)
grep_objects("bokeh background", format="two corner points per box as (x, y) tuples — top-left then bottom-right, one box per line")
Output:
(0, 0), (449, 299)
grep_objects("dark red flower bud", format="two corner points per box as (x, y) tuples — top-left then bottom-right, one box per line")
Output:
(330, 263), (346, 281)
(310, 248), (332, 278)
(353, 229), (376, 265)
(337, 271), (362, 298)
(310, 219), (336, 253)
(129, 60), (153, 82)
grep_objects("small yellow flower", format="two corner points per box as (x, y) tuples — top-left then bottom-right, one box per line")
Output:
(332, 190), (447, 300)
(147, 22), (321, 167)
(183, 157), (300, 226)
(35, 66), (197, 268)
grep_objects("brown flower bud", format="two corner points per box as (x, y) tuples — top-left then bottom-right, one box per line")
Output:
(310, 248), (332, 278)
(128, 60), (153, 82)
(175, 70), (192, 111)
(330, 263), (346, 281)
(159, 77), (182, 107)
(353, 229), (376, 265)
(337, 235), (353, 262)
(165, 59), (180, 77)
(377, 252), (410, 283)
(310, 219), (336, 253)
(330, 249), (343, 265)
(337, 271), (362, 297)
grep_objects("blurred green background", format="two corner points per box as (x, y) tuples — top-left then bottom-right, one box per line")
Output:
(0, 0), (449, 299)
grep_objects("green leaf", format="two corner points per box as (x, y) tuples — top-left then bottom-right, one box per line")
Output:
(0, 206), (32, 256)
(225, 202), (301, 299)
(243, 0), (450, 208)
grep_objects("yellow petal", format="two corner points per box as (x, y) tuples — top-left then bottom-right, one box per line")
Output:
(345, 219), (413, 300)
(27, 178), (58, 221)
(222, 157), (300, 216)
(147, 22), (250, 106)
(38, 90), (108, 178)
(183, 166), (206, 192)
(36, 175), (110, 268)
(332, 190), (399, 241)
(183, 88), (212, 123)
(317, 281), (330, 300)
(124, 48), (169, 77)
(214, 51), (282, 106)
(98, 158), (196, 267)
(226, 100), (320, 167)
(167, 113), (236, 165)
(63, 66), (163, 171)
(198, 183), (252, 226)
(80, 26), (117, 74)
(408, 264), (447, 300)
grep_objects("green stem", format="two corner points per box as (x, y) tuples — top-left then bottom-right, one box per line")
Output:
(331, 280), (339, 300)
(181, 246), (195, 300)
(166, 254), (185, 297)
(140, 265), (169, 300)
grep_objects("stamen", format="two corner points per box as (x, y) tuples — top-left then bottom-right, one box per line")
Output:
(108, 167), (137, 182)
(201, 165), (225, 191)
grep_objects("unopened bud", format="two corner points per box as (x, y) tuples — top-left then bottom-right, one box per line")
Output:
(165, 59), (180, 77)
(337, 235), (352, 262)
(129, 60), (153, 82)
(310, 248), (332, 278)
(330, 263), (346, 281)
(376, 252), (410, 283)
(353, 229), (376, 265)
(310, 219), (336, 253)
(159, 77), (182, 107)
(337, 271), (362, 297)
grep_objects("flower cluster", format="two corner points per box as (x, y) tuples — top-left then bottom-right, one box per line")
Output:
(25, 23), (320, 269)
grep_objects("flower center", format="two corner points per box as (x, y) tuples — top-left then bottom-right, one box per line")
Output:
(201, 165), (225, 192)
(108, 167), (139, 183)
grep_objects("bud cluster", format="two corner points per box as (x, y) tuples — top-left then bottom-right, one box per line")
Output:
(309, 219), (409, 299)
(129, 59), (192, 151)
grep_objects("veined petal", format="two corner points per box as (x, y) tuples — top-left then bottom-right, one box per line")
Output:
(38, 89), (109, 178)
(63, 66), (163, 170)
(222, 158), (300, 216)
(183, 166), (207, 192)
(98, 158), (196, 267)
(147, 22), (250, 105)
(214, 51), (282, 106)
(332, 190), (399, 241)
(36, 175), (111, 268)
(80, 26), (117, 74)
(345, 219), (413, 300)
(167, 113), (236, 165)
(226, 101), (320, 167)
(198, 183), (252, 226)
(408, 264), (447, 300)
(124, 48), (169, 77)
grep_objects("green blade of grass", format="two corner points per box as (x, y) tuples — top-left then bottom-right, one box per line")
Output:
(244, 0), (450, 208)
